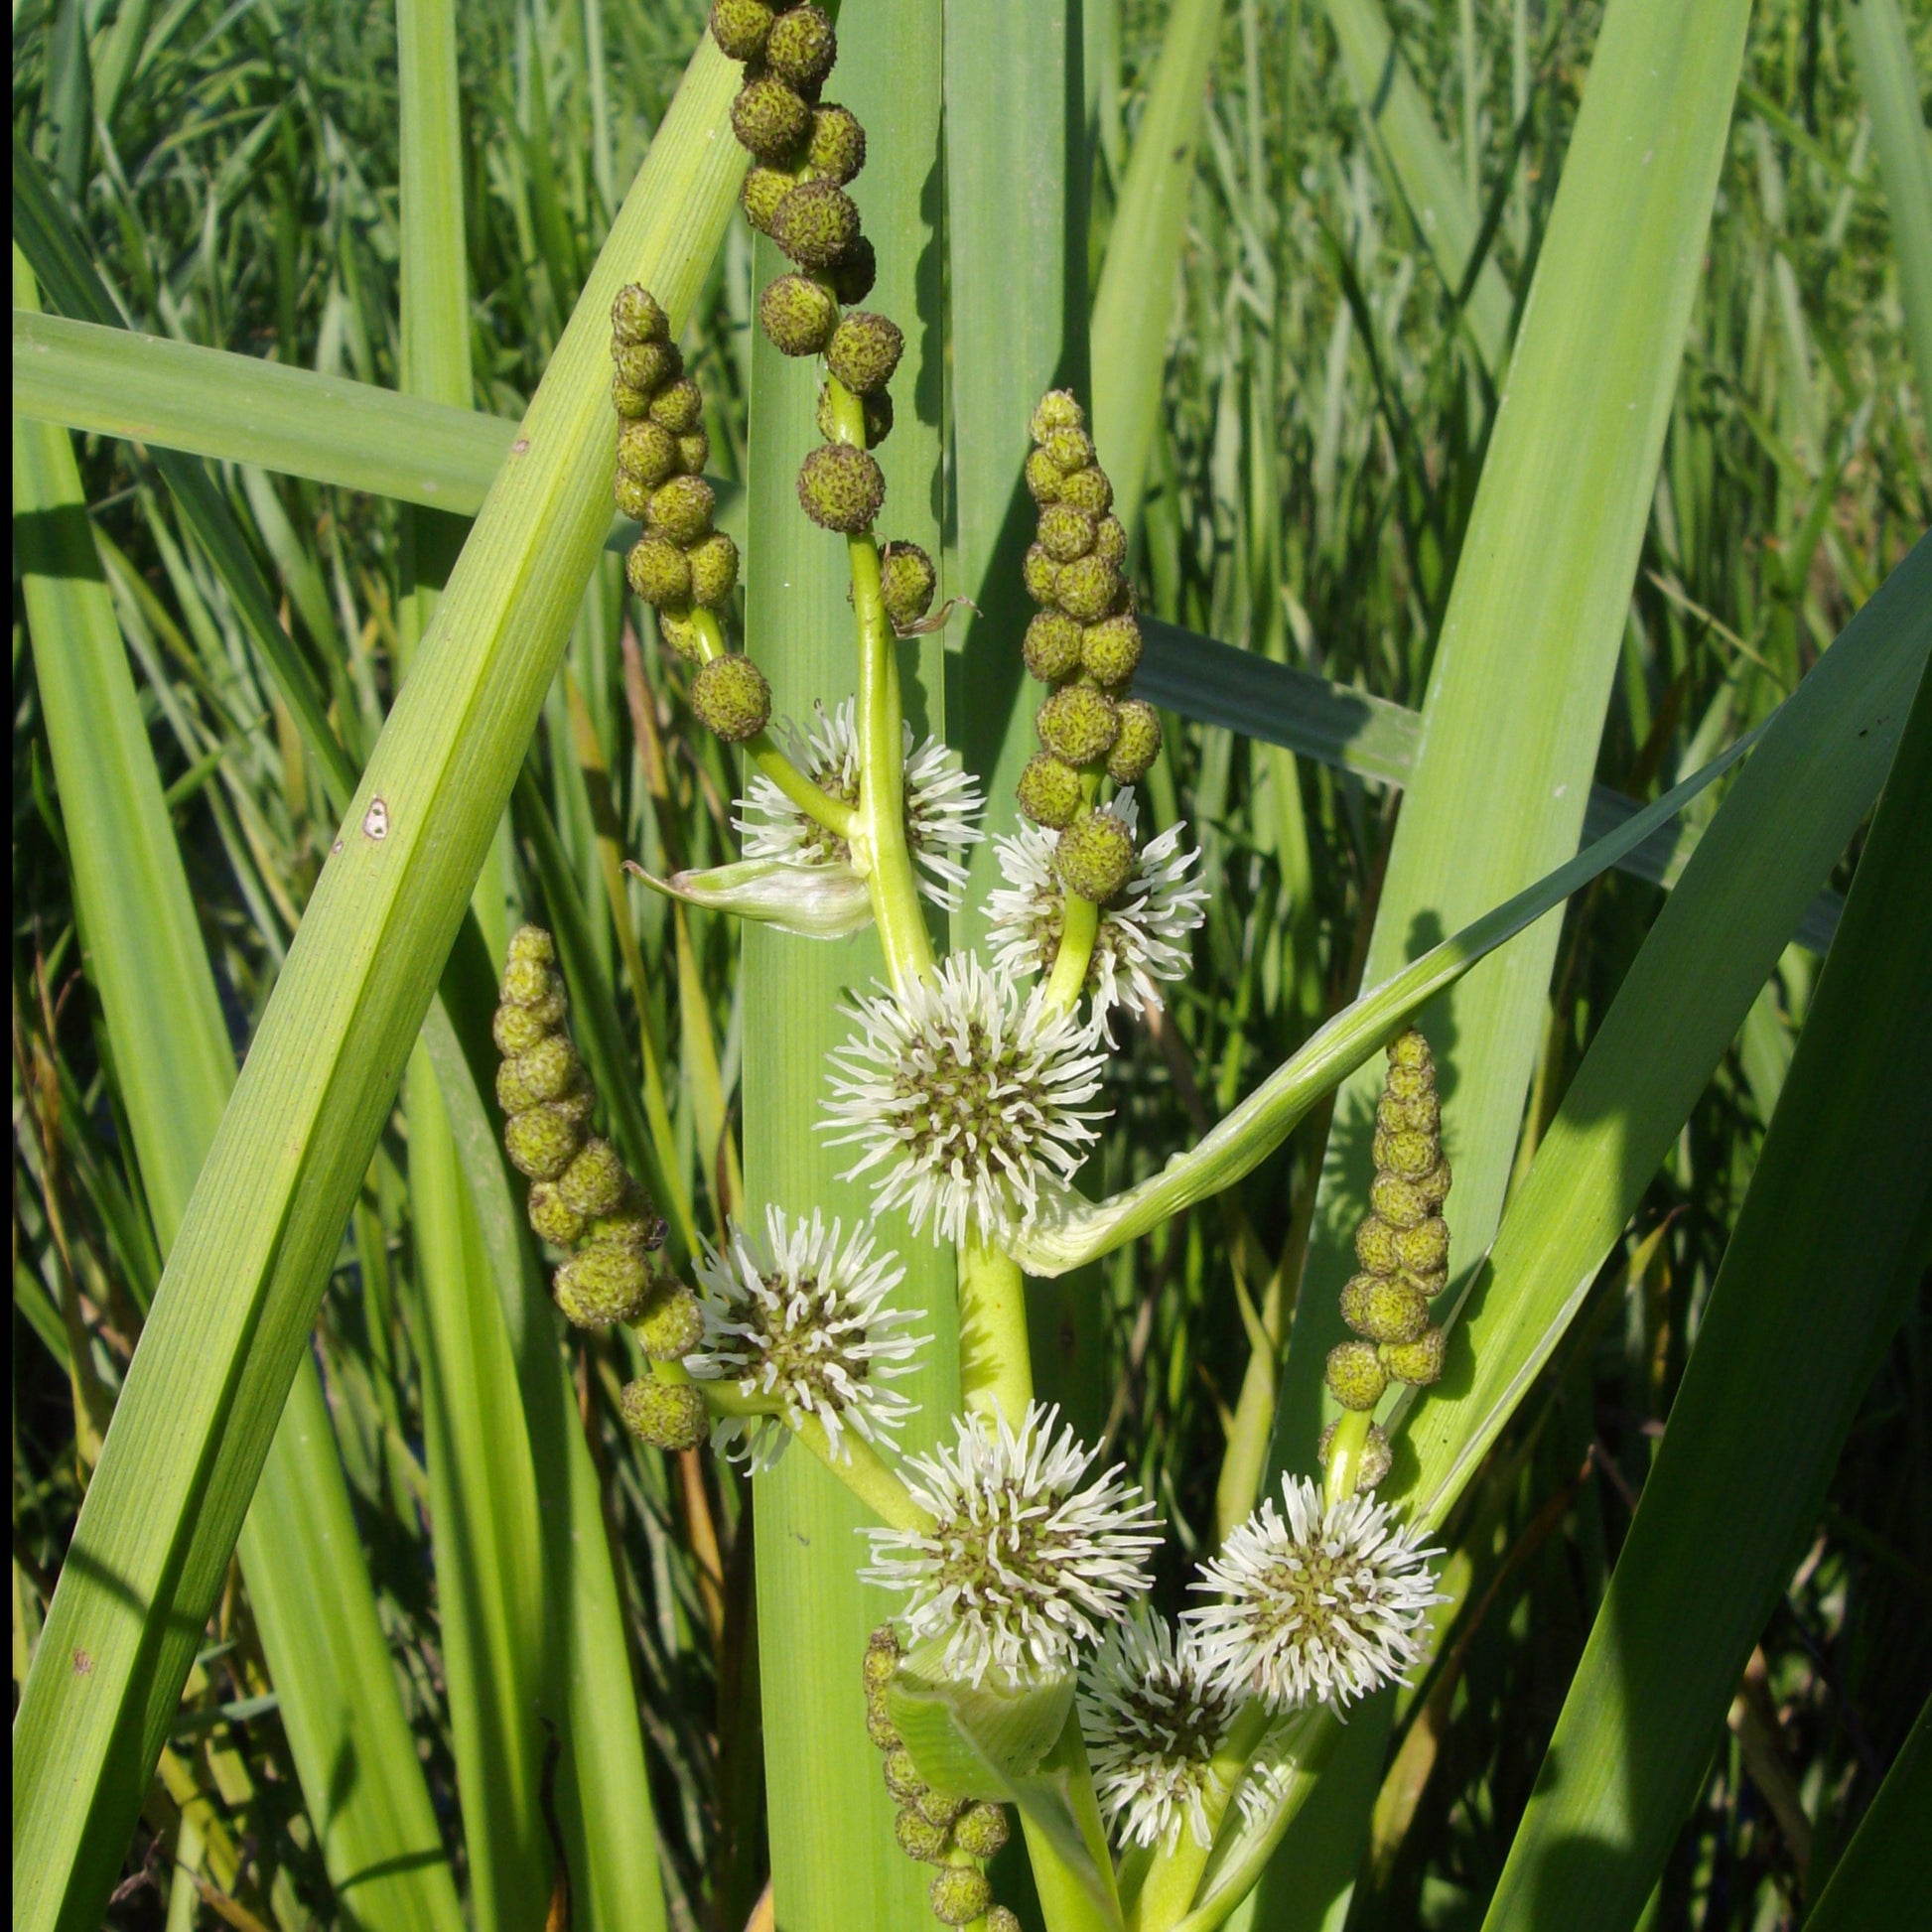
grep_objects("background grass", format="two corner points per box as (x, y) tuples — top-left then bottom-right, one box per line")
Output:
(12, 0), (1928, 1927)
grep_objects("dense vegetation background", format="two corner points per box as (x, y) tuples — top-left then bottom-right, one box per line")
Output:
(13, 0), (1927, 1926)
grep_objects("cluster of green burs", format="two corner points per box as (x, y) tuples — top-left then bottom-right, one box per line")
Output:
(493, 925), (708, 1451)
(862, 1625), (1019, 1930)
(610, 285), (775, 750)
(1320, 1029), (1454, 1487)
(1016, 390), (1163, 903)
(711, 0), (938, 632)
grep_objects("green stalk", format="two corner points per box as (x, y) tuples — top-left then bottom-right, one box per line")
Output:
(958, 1238), (1034, 1426)
(1044, 895), (1102, 1013)
(1131, 1705), (1270, 1932)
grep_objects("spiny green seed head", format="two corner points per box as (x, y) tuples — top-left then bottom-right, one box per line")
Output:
(830, 234), (877, 304)
(615, 471), (653, 522)
(741, 164), (795, 233)
(709, 0), (772, 61)
(634, 1284), (706, 1361)
(646, 474), (716, 547)
(1369, 1173), (1431, 1229)
(1036, 501), (1097, 564)
(1043, 424), (1095, 474)
(1319, 1418), (1393, 1490)
(491, 1001), (552, 1056)
(620, 418), (680, 490)
(797, 441), (885, 531)
(1054, 552), (1122, 622)
(1387, 1060), (1433, 1104)
(1389, 1029), (1433, 1072)
(507, 925), (555, 966)
(865, 1687), (899, 1748)
(865, 1622), (901, 1676)
(895, 1807), (951, 1863)
(677, 428), (711, 475)
(1373, 1125), (1439, 1179)
(986, 1910), (1023, 1932)
(1036, 684), (1120, 765)
(692, 653), (773, 743)
(916, 1788), (965, 1829)
(613, 376), (652, 420)
(500, 953), (563, 1012)
(1326, 1338), (1389, 1412)
(1023, 611), (1084, 683)
(930, 1865), (992, 1927)
(526, 1182), (587, 1249)
(827, 311), (903, 394)
(880, 543), (937, 628)
(554, 1245), (651, 1328)
(771, 180), (861, 269)
(614, 339), (681, 394)
(1030, 389), (1085, 442)
(1340, 1274), (1430, 1346)
(687, 532), (741, 608)
(496, 1035), (581, 1114)
(1107, 698), (1163, 784)
(1380, 1324), (1447, 1387)
(1354, 1216), (1400, 1275)
(1395, 1217), (1449, 1278)
(558, 1138), (629, 1217)
(732, 72), (811, 159)
(657, 604), (705, 661)
(764, 4), (836, 90)
(648, 377), (705, 434)
(504, 1103), (585, 1182)
(586, 1201), (666, 1250)
(806, 102), (866, 183)
(953, 1802), (1010, 1859)
(554, 1086), (596, 1130)
(611, 283), (670, 346)
(1057, 465), (1114, 516)
(882, 1746), (925, 1803)
(1016, 753), (1083, 829)
(1025, 447), (1065, 504)
(1081, 613), (1142, 687)
(620, 1377), (709, 1450)
(1056, 810), (1136, 902)
(759, 273), (839, 355)
(1379, 1088), (1442, 1135)
(816, 380), (894, 448)
(1090, 513), (1128, 571)
(626, 535), (691, 608)
(1417, 1159), (1451, 1207)
(1022, 542), (1061, 605)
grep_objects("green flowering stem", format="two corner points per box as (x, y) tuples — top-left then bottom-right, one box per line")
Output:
(687, 605), (858, 841)
(1129, 1704), (1270, 1932)
(1043, 895), (1101, 1014)
(1322, 1408), (1376, 1508)
(793, 1411), (934, 1534)
(958, 1236), (1034, 1429)
(824, 374), (935, 989)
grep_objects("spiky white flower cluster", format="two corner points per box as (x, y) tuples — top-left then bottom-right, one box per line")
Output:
(1185, 1476), (1444, 1714)
(685, 1208), (925, 1471)
(863, 1403), (1162, 1686)
(820, 953), (1111, 1246)
(987, 794), (1207, 1037)
(735, 699), (984, 909)
(1078, 1612), (1242, 1851)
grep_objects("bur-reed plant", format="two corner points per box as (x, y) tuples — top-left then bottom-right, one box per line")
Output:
(12, 0), (1931, 1930)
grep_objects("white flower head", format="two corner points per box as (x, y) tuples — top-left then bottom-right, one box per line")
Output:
(1079, 1610), (1243, 1851)
(1184, 1475), (1445, 1714)
(863, 1403), (1163, 1686)
(987, 793), (1207, 1038)
(735, 699), (984, 910)
(820, 953), (1111, 1246)
(686, 1207), (925, 1471)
